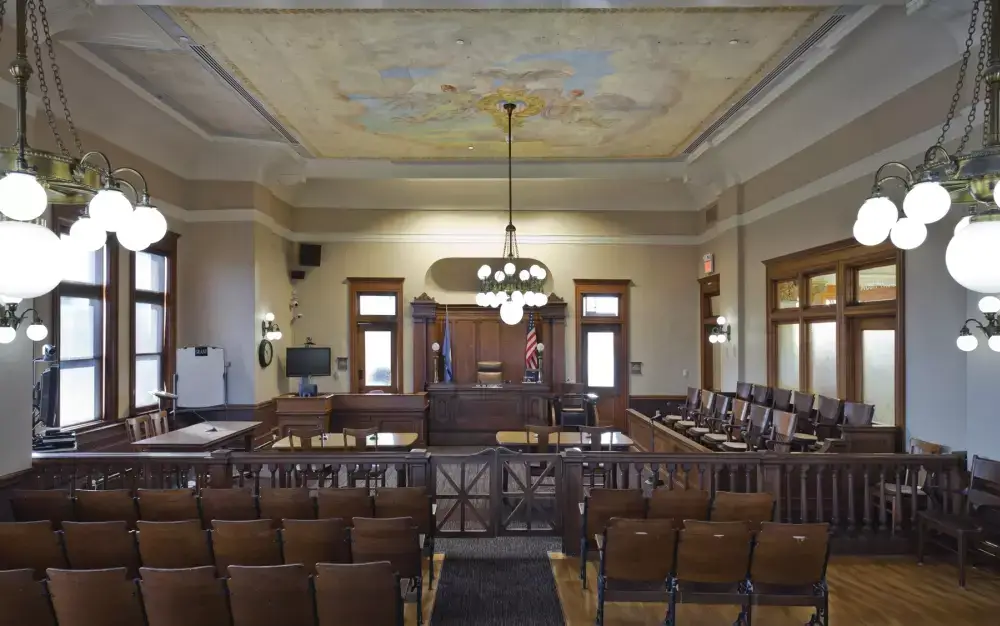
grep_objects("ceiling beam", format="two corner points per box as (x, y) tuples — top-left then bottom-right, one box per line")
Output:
(94, 1), (907, 8)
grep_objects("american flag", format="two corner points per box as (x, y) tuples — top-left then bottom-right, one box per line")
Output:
(525, 312), (538, 369)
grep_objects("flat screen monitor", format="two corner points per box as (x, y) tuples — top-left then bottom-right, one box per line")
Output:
(286, 347), (332, 378)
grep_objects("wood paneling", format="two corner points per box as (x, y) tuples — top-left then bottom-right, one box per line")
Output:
(427, 384), (550, 445)
(628, 395), (686, 419)
(330, 393), (428, 445)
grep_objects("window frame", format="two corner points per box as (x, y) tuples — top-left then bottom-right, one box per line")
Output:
(129, 234), (178, 416)
(765, 238), (904, 428)
(50, 205), (119, 426)
(347, 278), (404, 393)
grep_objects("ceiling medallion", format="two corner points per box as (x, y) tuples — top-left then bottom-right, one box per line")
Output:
(0, 0), (167, 310)
(855, 0), (1000, 299)
(475, 102), (549, 326)
(476, 89), (545, 129)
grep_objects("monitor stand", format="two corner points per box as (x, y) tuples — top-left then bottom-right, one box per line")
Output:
(298, 376), (317, 398)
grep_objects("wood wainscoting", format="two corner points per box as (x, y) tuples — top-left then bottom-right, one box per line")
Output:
(628, 394), (686, 420)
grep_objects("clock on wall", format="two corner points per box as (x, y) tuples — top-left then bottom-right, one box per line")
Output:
(258, 339), (274, 368)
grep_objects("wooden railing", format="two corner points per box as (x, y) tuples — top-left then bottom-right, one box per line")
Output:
(11, 447), (965, 556)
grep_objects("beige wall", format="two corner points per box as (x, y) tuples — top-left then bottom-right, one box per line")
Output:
(253, 224), (294, 403)
(291, 236), (700, 395)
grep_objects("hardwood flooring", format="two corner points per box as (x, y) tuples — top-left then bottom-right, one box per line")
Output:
(550, 553), (1000, 626)
(405, 554), (443, 625)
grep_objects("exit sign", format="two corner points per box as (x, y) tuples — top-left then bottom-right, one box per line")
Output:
(702, 253), (714, 275)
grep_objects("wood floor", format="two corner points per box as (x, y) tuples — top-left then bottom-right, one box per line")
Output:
(405, 554), (443, 625)
(550, 553), (1000, 626)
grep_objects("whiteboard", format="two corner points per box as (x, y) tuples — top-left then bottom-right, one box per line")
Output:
(176, 346), (226, 408)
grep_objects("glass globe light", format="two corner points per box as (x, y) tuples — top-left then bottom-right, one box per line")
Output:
(89, 189), (133, 232)
(853, 218), (890, 247)
(116, 211), (150, 252)
(264, 312), (275, 322)
(26, 323), (47, 342)
(0, 221), (64, 299)
(989, 335), (1000, 353)
(716, 316), (727, 325)
(475, 292), (487, 307)
(504, 262), (515, 276)
(68, 217), (107, 252)
(716, 333), (728, 344)
(0, 326), (15, 344)
(499, 301), (524, 325)
(524, 290), (535, 306)
(537, 292), (549, 307)
(271, 330), (282, 341)
(0, 172), (48, 221)
(957, 334), (978, 352)
(478, 264), (491, 280)
(144, 207), (168, 244)
(979, 296), (1000, 314)
(432, 342), (440, 352)
(857, 196), (898, 233)
(955, 215), (972, 236)
(709, 334), (719, 344)
(494, 270), (504, 282)
(529, 264), (540, 277)
(518, 269), (529, 281)
(511, 291), (524, 306)
(903, 181), (951, 224)
(535, 266), (547, 280)
(484, 292), (496, 307)
(889, 218), (927, 250)
(0, 295), (22, 305)
(946, 219), (1000, 293)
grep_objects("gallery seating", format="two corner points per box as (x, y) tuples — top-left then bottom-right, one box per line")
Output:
(228, 564), (315, 626)
(47, 567), (146, 626)
(136, 520), (214, 569)
(62, 521), (139, 577)
(136, 489), (200, 522)
(139, 566), (230, 626)
(0, 568), (55, 626)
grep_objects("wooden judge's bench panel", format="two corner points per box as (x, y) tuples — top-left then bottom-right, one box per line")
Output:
(427, 383), (550, 445)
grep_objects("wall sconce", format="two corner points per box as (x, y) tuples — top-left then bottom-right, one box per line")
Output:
(708, 315), (730, 344)
(261, 312), (282, 341)
(0, 298), (47, 344)
(536, 342), (545, 377)
(957, 296), (1000, 351)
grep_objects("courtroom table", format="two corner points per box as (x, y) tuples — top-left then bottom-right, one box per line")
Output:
(270, 432), (419, 451)
(329, 393), (427, 445)
(495, 431), (633, 451)
(427, 383), (551, 446)
(131, 421), (260, 452)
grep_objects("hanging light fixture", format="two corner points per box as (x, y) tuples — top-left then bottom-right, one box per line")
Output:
(957, 295), (1000, 351)
(0, 296), (47, 344)
(475, 102), (549, 325)
(708, 316), (731, 344)
(0, 0), (166, 297)
(855, 0), (1000, 295)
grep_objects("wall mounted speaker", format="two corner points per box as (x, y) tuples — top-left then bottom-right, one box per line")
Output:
(290, 270), (306, 280)
(299, 244), (322, 267)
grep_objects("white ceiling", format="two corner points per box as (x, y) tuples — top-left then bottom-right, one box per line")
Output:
(2, 0), (975, 211)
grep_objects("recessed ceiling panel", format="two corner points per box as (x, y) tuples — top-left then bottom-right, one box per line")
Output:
(83, 42), (284, 142)
(169, 8), (827, 159)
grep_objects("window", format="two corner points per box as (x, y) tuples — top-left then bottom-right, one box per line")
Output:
(130, 237), (177, 414)
(582, 295), (620, 317)
(51, 207), (118, 426)
(575, 280), (630, 429)
(765, 239), (903, 427)
(348, 278), (403, 393)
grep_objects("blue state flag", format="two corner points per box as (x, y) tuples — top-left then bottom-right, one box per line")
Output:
(443, 305), (454, 382)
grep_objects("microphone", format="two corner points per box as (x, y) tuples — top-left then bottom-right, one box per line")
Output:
(151, 390), (178, 401)
(151, 389), (216, 432)
(178, 409), (217, 433)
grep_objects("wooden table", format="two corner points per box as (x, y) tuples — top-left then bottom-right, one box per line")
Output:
(131, 421), (261, 452)
(271, 432), (419, 451)
(495, 431), (633, 451)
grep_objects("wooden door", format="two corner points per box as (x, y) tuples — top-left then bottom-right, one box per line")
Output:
(850, 316), (897, 426)
(581, 324), (625, 430)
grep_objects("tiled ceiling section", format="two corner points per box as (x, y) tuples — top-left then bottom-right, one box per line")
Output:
(82, 42), (284, 142)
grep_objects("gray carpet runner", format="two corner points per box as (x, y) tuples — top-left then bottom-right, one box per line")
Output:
(429, 537), (565, 625)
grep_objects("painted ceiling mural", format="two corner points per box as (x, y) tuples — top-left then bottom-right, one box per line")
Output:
(169, 8), (825, 160)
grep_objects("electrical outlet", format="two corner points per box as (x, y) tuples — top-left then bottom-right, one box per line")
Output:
(682, 369), (689, 378)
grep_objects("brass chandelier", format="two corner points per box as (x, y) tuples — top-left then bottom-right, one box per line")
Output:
(0, 0), (166, 313)
(475, 102), (549, 326)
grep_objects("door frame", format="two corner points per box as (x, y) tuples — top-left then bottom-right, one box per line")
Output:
(574, 279), (630, 430)
(699, 274), (721, 390)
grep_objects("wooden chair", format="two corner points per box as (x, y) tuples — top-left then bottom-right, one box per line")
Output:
(148, 411), (171, 436)
(62, 521), (139, 578)
(875, 438), (943, 530)
(723, 404), (771, 452)
(211, 519), (283, 575)
(791, 391), (816, 425)
(198, 488), (258, 527)
(750, 522), (831, 626)
(647, 489), (711, 527)
(665, 387), (700, 427)
(667, 521), (754, 626)
(0, 521), (68, 579)
(812, 395), (844, 441)
(316, 487), (374, 524)
(711, 492), (776, 528)
(675, 390), (712, 434)
(918, 455), (1000, 586)
(750, 384), (772, 406)
(314, 561), (404, 626)
(258, 488), (316, 528)
(125, 416), (152, 442)
(735, 381), (753, 401)
(227, 564), (315, 626)
(136, 520), (214, 569)
(579, 488), (646, 589)
(344, 427), (387, 487)
(9, 489), (75, 529)
(573, 426), (617, 488)
(74, 489), (138, 528)
(842, 401), (876, 427)
(137, 489), (200, 521)
(721, 398), (751, 446)
(771, 388), (793, 412)
(281, 518), (351, 574)
(374, 487), (435, 586)
(286, 426), (326, 451)
(351, 517), (424, 626)
(685, 390), (716, 439)
(253, 427), (282, 451)
(139, 566), (230, 626)
(46, 568), (145, 626)
(0, 568), (56, 626)
(765, 409), (798, 453)
(595, 518), (678, 626)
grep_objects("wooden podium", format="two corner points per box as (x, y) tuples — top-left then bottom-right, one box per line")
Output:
(426, 383), (551, 445)
(274, 393), (334, 436)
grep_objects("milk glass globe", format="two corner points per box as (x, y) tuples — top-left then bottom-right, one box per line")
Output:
(138, 206), (168, 244)
(902, 181), (951, 224)
(889, 218), (927, 250)
(478, 264), (491, 280)
(946, 219), (1000, 293)
(989, 336), (1000, 353)
(529, 264), (541, 277)
(26, 323), (47, 342)
(89, 189), (133, 232)
(494, 270), (504, 282)
(854, 218), (890, 247)
(475, 292), (487, 307)
(535, 266), (547, 280)
(0, 172), (48, 220)
(68, 217), (107, 252)
(957, 334), (978, 352)
(979, 296), (1000, 314)
(116, 210), (150, 252)
(511, 290), (524, 306)
(0, 221), (64, 298)
(709, 334), (719, 344)
(0, 326), (15, 344)
(519, 269), (529, 281)
(955, 215), (972, 236)
(857, 196), (898, 233)
(524, 291), (535, 306)
(499, 301), (524, 325)
(536, 292), (549, 306)
(504, 262), (516, 276)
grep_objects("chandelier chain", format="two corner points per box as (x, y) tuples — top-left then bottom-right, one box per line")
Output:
(961, 2), (990, 155)
(983, 1), (994, 148)
(38, 0), (82, 157)
(0, 1), (6, 44)
(27, 0), (65, 156)
(937, 0), (980, 153)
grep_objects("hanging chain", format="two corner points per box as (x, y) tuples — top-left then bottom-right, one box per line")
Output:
(0, 1), (6, 47)
(960, 0), (990, 155)
(38, 0), (83, 156)
(27, 0), (66, 155)
(983, 1), (994, 149)
(937, 0), (980, 151)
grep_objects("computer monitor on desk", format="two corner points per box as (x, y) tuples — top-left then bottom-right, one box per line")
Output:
(286, 347), (332, 397)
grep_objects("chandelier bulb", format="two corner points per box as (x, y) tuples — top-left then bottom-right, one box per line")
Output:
(979, 296), (1000, 314)
(26, 323), (47, 342)
(989, 335), (1000, 353)
(519, 269), (529, 281)
(889, 218), (927, 250)
(478, 264), (492, 280)
(902, 181), (951, 225)
(0, 172), (48, 221)
(946, 219), (1000, 293)
(0, 326), (15, 344)
(957, 333), (978, 352)
(494, 270), (504, 282)
(503, 262), (515, 276)
(68, 218), (107, 252)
